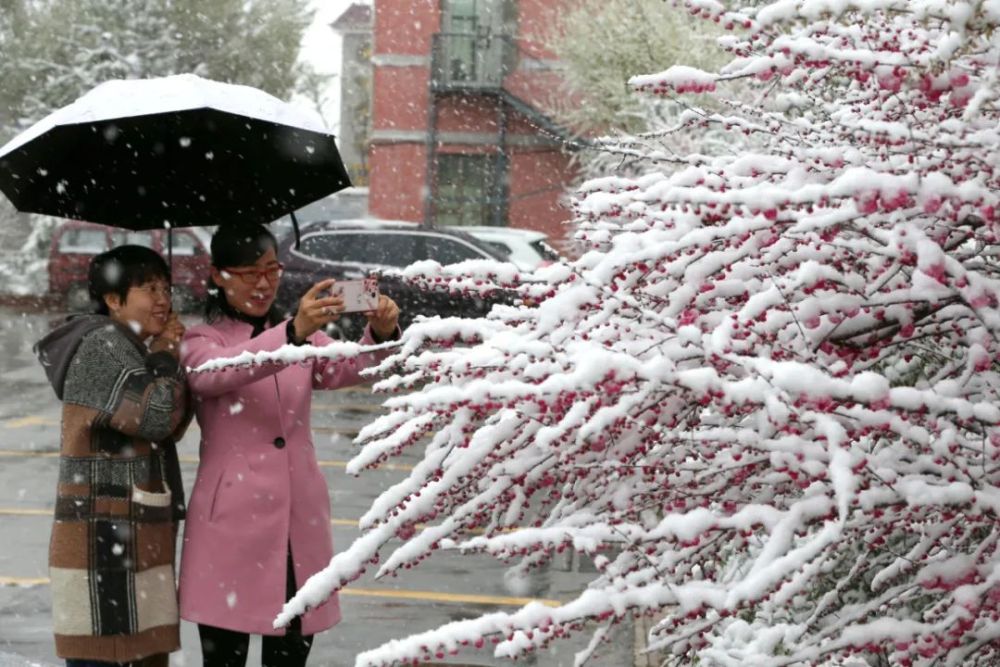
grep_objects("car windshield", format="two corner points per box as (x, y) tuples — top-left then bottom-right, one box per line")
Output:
(167, 232), (200, 256)
(477, 239), (513, 258)
(300, 232), (419, 267)
(531, 239), (560, 262)
(57, 228), (107, 253)
(418, 234), (495, 264)
(109, 230), (155, 249)
(298, 230), (503, 267)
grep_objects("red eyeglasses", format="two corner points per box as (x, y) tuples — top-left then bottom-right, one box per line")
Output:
(221, 263), (284, 285)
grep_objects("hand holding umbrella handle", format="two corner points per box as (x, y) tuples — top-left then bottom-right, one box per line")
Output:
(291, 279), (345, 343)
(151, 313), (185, 357)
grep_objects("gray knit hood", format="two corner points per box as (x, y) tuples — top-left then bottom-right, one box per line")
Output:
(34, 315), (119, 400)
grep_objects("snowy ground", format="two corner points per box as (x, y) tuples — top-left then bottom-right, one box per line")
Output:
(0, 308), (632, 667)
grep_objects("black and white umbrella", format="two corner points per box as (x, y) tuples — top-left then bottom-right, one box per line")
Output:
(0, 74), (351, 234)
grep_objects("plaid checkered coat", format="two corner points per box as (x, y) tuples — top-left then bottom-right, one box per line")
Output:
(35, 316), (191, 662)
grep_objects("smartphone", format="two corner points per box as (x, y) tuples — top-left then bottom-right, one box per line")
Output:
(332, 278), (380, 313)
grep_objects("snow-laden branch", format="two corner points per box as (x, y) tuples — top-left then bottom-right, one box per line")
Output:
(264, 1), (1000, 665)
(186, 339), (401, 374)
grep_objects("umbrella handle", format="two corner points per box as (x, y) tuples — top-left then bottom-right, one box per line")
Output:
(290, 211), (301, 250)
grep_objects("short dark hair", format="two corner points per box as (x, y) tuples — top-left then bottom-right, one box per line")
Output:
(88, 245), (170, 315)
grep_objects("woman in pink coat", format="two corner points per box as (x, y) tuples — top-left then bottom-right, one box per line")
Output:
(177, 224), (399, 667)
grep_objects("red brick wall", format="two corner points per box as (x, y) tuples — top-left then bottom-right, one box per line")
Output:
(516, 0), (563, 60)
(368, 143), (426, 222)
(374, 0), (438, 55)
(435, 96), (501, 132)
(369, 0), (577, 244)
(509, 149), (573, 240)
(371, 66), (429, 131)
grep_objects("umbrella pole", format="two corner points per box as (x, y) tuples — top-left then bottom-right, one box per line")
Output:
(167, 227), (173, 289)
(290, 211), (301, 249)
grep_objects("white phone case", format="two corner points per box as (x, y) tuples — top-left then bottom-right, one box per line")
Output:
(333, 278), (380, 313)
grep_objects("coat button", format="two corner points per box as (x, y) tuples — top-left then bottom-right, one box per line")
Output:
(273, 437), (286, 449)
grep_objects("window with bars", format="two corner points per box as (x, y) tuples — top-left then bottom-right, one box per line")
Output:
(435, 153), (503, 227)
(438, 0), (516, 86)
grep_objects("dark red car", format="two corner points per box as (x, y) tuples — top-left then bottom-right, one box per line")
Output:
(48, 220), (212, 311)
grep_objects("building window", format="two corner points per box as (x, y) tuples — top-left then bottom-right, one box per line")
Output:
(435, 154), (501, 227)
(444, 0), (479, 34)
(439, 0), (515, 86)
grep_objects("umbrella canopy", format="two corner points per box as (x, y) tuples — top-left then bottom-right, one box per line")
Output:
(0, 74), (351, 230)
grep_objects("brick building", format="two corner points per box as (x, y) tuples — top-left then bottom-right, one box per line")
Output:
(366, 0), (576, 243)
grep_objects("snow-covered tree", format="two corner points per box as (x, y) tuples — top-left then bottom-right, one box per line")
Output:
(544, 0), (744, 189)
(200, 1), (1000, 665)
(0, 0), (314, 142)
(168, 0), (314, 101)
(545, 0), (726, 137)
(0, 0), (318, 295)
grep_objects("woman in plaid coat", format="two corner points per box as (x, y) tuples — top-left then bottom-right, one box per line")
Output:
(35, 245), (191, 667)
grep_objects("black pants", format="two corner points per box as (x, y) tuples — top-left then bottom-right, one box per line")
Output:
(198, 551), (314, 667)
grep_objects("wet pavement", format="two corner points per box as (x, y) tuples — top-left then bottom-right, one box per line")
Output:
(0, 308), (631, 667)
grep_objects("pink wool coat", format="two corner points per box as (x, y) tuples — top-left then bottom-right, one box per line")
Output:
(177, 317), (388, 635)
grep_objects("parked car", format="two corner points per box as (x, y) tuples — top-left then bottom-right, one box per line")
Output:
(275, 220), (514, 338)
(271, 187), (370, 243)
(452, 226), (561, 271)
(48, 220), (212, 312)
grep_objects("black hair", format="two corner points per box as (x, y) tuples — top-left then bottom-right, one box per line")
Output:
(204, 223), (285, 325)
(88, 245), (171, 315)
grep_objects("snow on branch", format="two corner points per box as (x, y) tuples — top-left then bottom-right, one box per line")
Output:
(631, 65), (718, 95)
(269, 1), (1000, 665)
(186, 339), (401, 374)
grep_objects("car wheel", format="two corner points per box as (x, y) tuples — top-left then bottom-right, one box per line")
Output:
(66, 283), (91, 312)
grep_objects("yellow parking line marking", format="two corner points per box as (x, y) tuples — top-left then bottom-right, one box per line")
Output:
(332, 386), (375, 395)
(0, 576), (560, 607)
(181, 456), (414, 473)
(0, 415), (363, 432)
(3, 415), (57, 428)
(316, 459), (415, 473)
(0, 449), (57, 458)
(340, 587), (561, 608)
(0, 509), (361, 527)
(311, 427), (360, 436)
(0, 510), (488, 539)
(0, 422), (362, 435)
(0, 509), (365, 530)
(0, 576), (49, 586)
(0, 450), (415, 473)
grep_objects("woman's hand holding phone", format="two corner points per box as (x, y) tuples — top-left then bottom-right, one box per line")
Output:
(292, 279), (345, 342)
(292, 279), (399, 343)
(365, 295), (400, 341)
